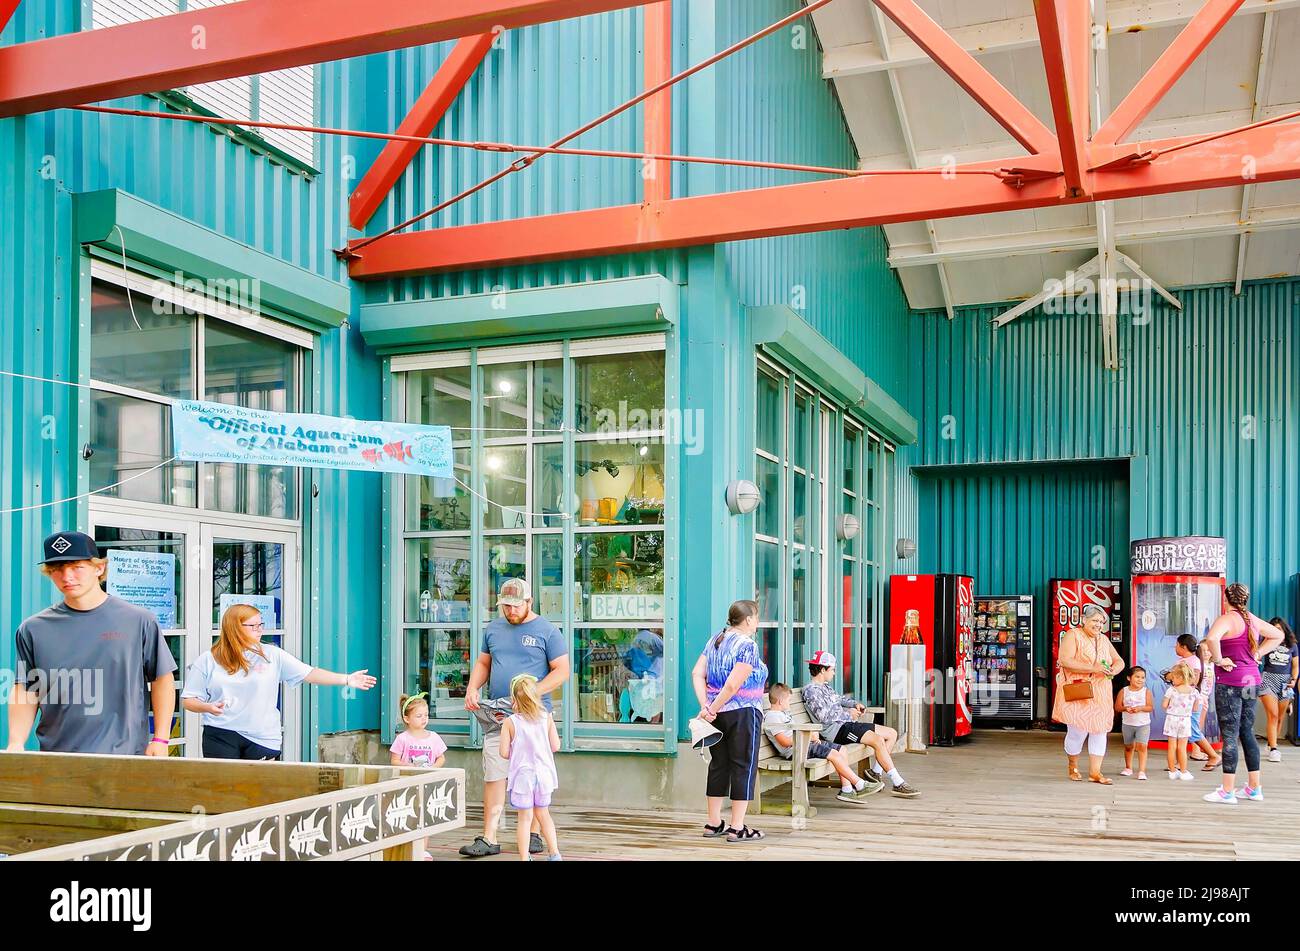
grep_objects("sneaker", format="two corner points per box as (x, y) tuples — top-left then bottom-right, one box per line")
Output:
(458, 836), (501, 858)
(529, 832), (545, 855)
(1167, 770), (1180, 780)
(890, 781), (921, 799)
(547, 853), (563, 861)
(1241, 786), (1264, 802)
(1138, 772), (1148, 781)
(1268, 748), (1282, 763)
(1203, 787), (1238, 805)
(1179, 770), (1195, 781)
(836, 783), (882, 804)
(1120, 768), (1133, 777)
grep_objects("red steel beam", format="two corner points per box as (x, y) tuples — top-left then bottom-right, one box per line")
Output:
(1091, 120), (1300, 201)
(1033, 0), (1091, 196)
(349, 33), (495, 231)
(872, 0), (1056, 155)
(642, 1), (672, 203)
(346, 117), (1300, 279)
(1, 1), (22, 36)
(0, 0), (657, 119)
(346, 156), (1068, 279)
(1094, 0), (1246, 145)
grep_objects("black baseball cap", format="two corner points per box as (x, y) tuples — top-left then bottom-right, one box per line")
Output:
(41, 531), (100, 565)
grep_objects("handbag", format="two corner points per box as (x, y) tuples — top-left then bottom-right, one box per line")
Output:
(1062, 679), (1093, 702)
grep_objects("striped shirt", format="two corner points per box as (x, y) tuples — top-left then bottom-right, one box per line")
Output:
(703, 631), (768, 712)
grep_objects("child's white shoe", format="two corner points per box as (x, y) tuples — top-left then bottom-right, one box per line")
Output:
(1137, 772), (1148, 781)
(1120, 768), (1132, 776)
(1179, 770), (1195, 781)
(1167, 770), (1179, 780)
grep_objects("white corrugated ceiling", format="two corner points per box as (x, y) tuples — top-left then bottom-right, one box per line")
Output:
(807, 0), (1300, 313)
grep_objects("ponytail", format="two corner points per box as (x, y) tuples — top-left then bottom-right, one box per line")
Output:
(1226, 583), (1256, 654)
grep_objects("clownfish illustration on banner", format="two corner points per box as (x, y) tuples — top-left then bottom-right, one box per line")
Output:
(383, 440), (414, 462)
(361, 448), (383, 466)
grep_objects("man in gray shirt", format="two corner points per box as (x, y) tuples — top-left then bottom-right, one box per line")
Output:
(460, 578), (569, 858)
(6, 531), (177, 756)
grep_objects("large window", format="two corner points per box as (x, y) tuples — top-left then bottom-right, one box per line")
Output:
(754, 355), (894, 700)
(91, 1), (316, 166)
(397, 337), (670, 741)
(88, 262), (307, 520)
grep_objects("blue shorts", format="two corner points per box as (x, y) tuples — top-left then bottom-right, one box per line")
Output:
(1189, 712), (1204, 743)
(809, 740), (841, 759)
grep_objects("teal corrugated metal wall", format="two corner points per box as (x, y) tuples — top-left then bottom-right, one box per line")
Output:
(0, 2), (381, 745)
(920, 465), (1131, 669)
(907, 280), (1300, 623)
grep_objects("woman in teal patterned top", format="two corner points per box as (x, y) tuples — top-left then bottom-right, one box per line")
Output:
(692, 599), (769, 843)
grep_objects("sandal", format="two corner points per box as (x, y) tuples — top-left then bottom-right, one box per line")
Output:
(726, 825), (765, 844)
(1089, 774), (1113, 785)
(1201, 758), (1222, 771)
(1067, 768), (1083, 782)
(702, 821), (727, 838)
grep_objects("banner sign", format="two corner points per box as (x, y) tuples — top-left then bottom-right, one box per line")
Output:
(107, 550), (177, 629)
(1130, 536), (1227, 576)
(219, 593), (280, 630)
(172, 401), (452, 478)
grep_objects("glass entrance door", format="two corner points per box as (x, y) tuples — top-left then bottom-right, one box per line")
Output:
(201, 525), (301, 759)
(89, 512), (199, 757)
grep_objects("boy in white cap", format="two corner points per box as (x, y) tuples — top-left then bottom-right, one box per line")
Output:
(802, 650), (920, 798)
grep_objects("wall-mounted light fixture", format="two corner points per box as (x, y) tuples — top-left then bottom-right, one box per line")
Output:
(836, 514), (860, 541)
(725, 480), (762, 515)
(896, 537), (918, 560)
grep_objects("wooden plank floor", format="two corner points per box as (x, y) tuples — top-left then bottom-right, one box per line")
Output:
(428, 730), (1300, 861)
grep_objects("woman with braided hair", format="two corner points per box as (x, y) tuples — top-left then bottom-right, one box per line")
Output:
(1201, 583), (1285, 804)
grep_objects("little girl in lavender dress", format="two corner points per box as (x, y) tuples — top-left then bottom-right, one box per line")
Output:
(1163, 663), (1202, 782)
(499, 673), (562, 862)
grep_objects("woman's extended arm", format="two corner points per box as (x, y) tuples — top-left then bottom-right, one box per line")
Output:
(304, 668), (377, 689)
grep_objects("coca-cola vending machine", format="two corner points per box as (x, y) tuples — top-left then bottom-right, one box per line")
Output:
(889, 574), (974, 746)
(1049, 579), (1126, 724)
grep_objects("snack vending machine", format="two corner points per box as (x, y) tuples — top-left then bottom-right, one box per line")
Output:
(889, 574), (974, 746)
(972, 595), (1034, 723)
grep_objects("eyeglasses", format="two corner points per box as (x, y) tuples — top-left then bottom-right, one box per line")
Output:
(241, 621), (266, 630)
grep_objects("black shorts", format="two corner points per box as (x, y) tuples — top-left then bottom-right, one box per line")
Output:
(706, 707), (762, 801)
(202, 725), (282, 761)
(832, 721), (876, 745)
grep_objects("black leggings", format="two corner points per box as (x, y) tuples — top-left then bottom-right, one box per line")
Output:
(1215, 683), (1260, 776)
(202, 726), (282, 761)
(705, 707), (762, 801)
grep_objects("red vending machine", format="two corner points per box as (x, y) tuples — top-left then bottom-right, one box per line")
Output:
(1048, 579), (1126, 722)
(889, 574), (974, 746)
(1131, 537), (1227, 746)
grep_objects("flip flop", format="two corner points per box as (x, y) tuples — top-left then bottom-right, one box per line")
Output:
(1068, 768), (1083, 782)
(1201, 759), (1221, 771)
(1089, 774), (1113, 785)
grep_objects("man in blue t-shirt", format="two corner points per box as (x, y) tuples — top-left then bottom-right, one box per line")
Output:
(459, 578), (569, 858)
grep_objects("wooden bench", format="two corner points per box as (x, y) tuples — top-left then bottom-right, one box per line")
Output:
(753, 686), (886, 819)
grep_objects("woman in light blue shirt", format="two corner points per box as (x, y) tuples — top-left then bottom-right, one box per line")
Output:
(182, 603), (376, 760)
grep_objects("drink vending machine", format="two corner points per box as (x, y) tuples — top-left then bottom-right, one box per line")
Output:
(889, 574), (974, 746)
(1048, 579), (1125, 727)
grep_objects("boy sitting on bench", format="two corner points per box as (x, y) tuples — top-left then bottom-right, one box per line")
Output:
(802, 651), (921, 798)
(763, 683), (882, 804)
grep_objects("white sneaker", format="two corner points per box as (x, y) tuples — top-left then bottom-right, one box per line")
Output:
(1268, 748), (1282, 763)
(1203, 787), (1238, 805)
(1167, 770), (1179, 780)
(1138, 772), (1148, 781)
(1120, 768), (1133, 777)
(1179, 770), (1195, 781)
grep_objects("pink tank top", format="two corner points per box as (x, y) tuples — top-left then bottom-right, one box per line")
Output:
(1217, 617), (1262, 688)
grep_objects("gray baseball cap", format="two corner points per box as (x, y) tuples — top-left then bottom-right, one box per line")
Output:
(498, 578), (532, 608)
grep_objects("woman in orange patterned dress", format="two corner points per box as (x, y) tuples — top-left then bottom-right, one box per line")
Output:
(1052, 604), (1125, 784)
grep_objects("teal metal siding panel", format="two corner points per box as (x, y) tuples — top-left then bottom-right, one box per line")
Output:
(714, 0), (912, 404)
(0, 3), (378, 747)
(920, 465), (1131, 670)
(908, 279), (1300, 622)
